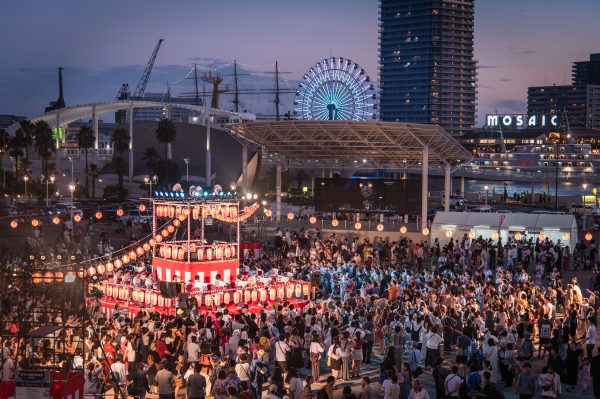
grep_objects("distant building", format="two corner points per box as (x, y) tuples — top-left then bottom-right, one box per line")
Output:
(0, 114), (26, 129)
(527, 53), (600, 130)
(132, 93), (202, 122)
(378, 0), (477, 135)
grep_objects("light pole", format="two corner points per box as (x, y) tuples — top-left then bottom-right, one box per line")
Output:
(23, 175), (29, 198)
(68, 156), (74, 182)
(484, 185), (489, 207)
(42, 175), (55, 207)
(184, 157), (190, 181)
(68, 183), (75, 227)
(144, 175), (158, 197)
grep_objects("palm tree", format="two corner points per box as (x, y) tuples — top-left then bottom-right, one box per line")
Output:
(155, 118), (177, 160)
(155, 118), (176, 184)
(87, 163), (99, 198)
(0, 128), (8, 189)
(18, 120), (34, 162)
(33, 121), (55, 177)
(142, 146), (161, 175)
(8, 130), (25, 185)
(78, 126), (95, 197)
(111, 128), (130, 187)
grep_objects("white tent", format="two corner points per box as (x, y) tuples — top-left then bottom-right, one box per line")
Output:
(431, 212), (578, 249)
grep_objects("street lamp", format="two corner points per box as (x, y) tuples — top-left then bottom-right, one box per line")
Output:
(42, 175), (55, 207)
(144, 175), (158, 197)
(484, 185), (489, 207)
(184, 157), (191, 181)
(23, 175), (29, 198)
(68, 156), (74, 182)
(68, 183), (75, 227)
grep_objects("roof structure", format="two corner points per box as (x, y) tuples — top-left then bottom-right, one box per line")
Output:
(227, 120), (472, 168)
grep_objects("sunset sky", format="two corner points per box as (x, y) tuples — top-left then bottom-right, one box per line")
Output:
(1, 0), (599, 124)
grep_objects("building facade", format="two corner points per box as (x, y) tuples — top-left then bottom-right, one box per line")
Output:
(378, 0), (477, 135)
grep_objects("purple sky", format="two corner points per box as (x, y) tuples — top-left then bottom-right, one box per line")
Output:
(0, 0), (598, 125)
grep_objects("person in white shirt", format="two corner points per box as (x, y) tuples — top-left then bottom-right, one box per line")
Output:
(309, 334), (324, 381)
(539, 366), (561, 399)
(425, 327), (443, 368)
(584, 320), (597, 361)
(444, 365), (463, 399)
(408, 378), (430, 399)
(274, 335), (291, 377)
(110, 354), (128, 399)
(186, 335), (201, 364)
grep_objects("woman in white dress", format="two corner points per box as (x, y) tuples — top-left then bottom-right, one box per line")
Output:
(483, 338), (499, 383)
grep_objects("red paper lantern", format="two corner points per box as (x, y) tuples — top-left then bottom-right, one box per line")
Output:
(44, 271), (54, 283)
(136, 246), (144, 256)
(33, 272), (43, 284)
(122, 255), (130, 264)
(31, 219), (39, 227)
(96, 264), (106, 275)
(197, 248), (204, 261)
(167, 225), (175, 233)
(117, 208), (124, 217)
(155, 234), (163, 243)
(115, 259), (123, 269)
(52, 217), (60, 225)
(106, 262), (114, 272)
(161, 229), (169, 238)
(95, 211), (103, 220)
(173, 219), (181, 227)
(55, 271), (64, 282)
(74, 214), (82, 223)
(10, 220), (17, 229)
(88, 266), (96, 276)
(128, 250), (136, 260)
(139, 203), (146, 212)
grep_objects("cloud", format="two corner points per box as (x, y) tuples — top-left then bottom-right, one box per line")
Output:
(500, 78), (511, 82)
(479, 84), (495, 90)
(479, 65), (499, 69)
(518, 50), (537, 55)
(489, 99), (527, 113)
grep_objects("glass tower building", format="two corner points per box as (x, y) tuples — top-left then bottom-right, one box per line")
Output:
(378, 0), (477, 136)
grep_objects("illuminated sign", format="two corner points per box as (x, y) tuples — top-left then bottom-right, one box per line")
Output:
(486, 114), (559, 129)
(51, 127), (63, 141)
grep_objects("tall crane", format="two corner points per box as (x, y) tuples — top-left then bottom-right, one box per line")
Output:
(132, 39), (164, 99)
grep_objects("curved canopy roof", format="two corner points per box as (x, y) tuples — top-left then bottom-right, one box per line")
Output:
(227, 120), (472, 168)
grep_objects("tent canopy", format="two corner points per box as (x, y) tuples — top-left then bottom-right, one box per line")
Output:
(432, 212), (577, 230)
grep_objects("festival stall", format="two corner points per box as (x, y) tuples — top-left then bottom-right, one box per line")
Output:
(430, 211), (578, 249)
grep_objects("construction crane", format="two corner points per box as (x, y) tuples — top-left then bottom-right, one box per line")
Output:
(116, 39), (163, 101)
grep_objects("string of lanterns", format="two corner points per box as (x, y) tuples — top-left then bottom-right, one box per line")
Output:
(155, 203), (259, 223)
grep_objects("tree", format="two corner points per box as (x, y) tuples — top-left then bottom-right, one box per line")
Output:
(110, 128), (130, 187)
(77, 126), (95, 197)
(18, 120), (34, 162)
(88, 163), (99, 198)
(32, 121), (55, 177)
(155, 159), (181, 187)
(155, 118), (176, 185)
(8, 130), (25, 186)
(142, 146), (161, 175)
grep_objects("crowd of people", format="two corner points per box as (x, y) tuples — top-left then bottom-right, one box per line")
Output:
(2, 223), (600, 399)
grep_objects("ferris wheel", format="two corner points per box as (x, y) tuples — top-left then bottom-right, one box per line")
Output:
(294, 57), (376, 121)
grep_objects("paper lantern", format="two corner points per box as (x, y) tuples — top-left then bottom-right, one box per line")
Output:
(286, 284), (294, 298)
(183, 207), (190, 217)
(44, 271), (54, 283)
(114, 286), (120, 300)
(246, 290), (253, 303)
(175, 205), (182, 216)
(538, 233), (546, 241)
(491, 231), (499, 240)
(287, 212), (294, 220)
(158, 295), (165, 307)
(129, 250), (136, 260)
(400, 225), (407, 234)
(88, 266), (96, 276)
(95, 211), (103, 220)
(178, 247), (185, 261)
(230, 205), (238, 217)
(259, 288), (267, 302)
(139, 203), (146, 212)
(173, 219), (180, 227)
(161, 229), (169, 238)
(178, 213), (186, 222)
(192, 206), (200, 220)
(10, 220), (17, 228)
(204, 294), (213, 307)
(155, 234), (163, 243)
(117, 208), (124, 217)
(190, 243), (197, 253)
(309, 216), (317, 224)
(168, 206), (175, 218)
(107, 284), (114, 298)
(167, 225), (175, 233)
(215, 246), (223, 259)
(354, 222), (362, 230)
(159, 246), (165, 258)
(136, 247), (144, 256)
(114, 259), (123, 269)
(74, 214), (82, 223)
(55, 271), (64, 282)
(97, 264), (106, 275)
(230, 245), (236, 258)
(468, 230), (476, 239)
(31, 219), (39, 227)
(295, 283), (302, 298)
(277, 286), (284, 299)
(224, 246), (231, 258)
(165, 246), (172, 259)
(514, 232), (522, 241)
(223, 292), (231, 304)
(562, 232), (569, 241)
(151, 292), (158, 306)
(332, 219), (339, 227)
(206, 247), (213, 261)
(265, 209), (272, 217)
(377, 223), (384, 232)
(303, 284), (310, 297)
(143, 243), (151, 252)
(32, 272), (43, 284)
(446, 230), (453, 238)
(52, 217), (60, 225)
(422, 228), (430, 236)
(269, 288), (276, 301)
(106, 262), (114, 272)
(233, 291), (241, 304)
(197, 248), (204, 261)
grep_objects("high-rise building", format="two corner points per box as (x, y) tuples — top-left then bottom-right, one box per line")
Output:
(527, 53), (600, 130)
(573, 53), (600, 86)
(378, 0), (477, 136)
